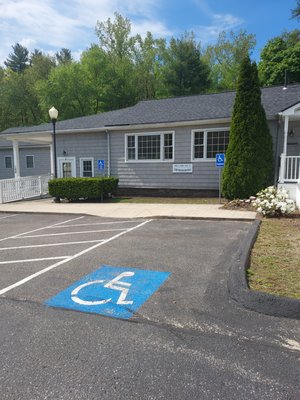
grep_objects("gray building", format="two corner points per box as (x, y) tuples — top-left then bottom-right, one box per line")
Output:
(1, 84), (300, 199)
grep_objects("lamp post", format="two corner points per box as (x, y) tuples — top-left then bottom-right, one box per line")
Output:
(49, 106), (58, 178)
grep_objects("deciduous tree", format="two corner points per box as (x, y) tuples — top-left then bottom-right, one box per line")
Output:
(258, 30), (300, 86)
(204, 30), (256, 91)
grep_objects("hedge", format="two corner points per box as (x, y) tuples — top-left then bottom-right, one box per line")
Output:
(48, 177), (119, 201)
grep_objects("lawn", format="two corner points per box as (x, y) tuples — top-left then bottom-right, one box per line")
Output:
(109, 196), (222, 204)
(248, 215), (300, 299)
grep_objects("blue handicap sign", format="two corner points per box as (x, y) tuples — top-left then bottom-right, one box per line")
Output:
(216, 153), (225, 167)
(45, 266), (171, 319)
(97, 159), (105, 170)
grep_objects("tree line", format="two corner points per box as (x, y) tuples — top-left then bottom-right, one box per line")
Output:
(0, 12), (300, 131)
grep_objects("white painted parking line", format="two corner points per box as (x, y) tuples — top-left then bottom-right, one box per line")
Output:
(0, 214), (18, 220)
(49, 220), (142, 228)
(19, 228), (126, 239)
(0, 219), (151, 296)
(0, 256), (69, 265)
(0, 216), (84, 243)
(0, 240), (104, 251)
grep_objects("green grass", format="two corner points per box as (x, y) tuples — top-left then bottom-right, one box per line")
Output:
(109, 197), (222, 204)
(248, 216), (300, 299)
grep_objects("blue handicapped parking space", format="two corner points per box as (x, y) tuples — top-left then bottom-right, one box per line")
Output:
(45, 266), (171, 319)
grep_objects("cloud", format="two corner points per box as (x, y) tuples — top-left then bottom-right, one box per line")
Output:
(0, 0), (171, 65)
(192, 14), (244, 44)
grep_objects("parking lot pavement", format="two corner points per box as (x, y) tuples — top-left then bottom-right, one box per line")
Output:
(0, 213), (299, 400)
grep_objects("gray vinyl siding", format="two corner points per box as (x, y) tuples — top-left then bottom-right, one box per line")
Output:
(0, 148), (14, 179)
(110, 124), (230, 190)
(0, 146), (50, 179)
(20, 147), (50, 176)
(56, 131), (107, 177)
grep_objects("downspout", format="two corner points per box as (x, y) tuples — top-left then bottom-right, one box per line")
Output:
(106, 130), (111, 177)
(274, 117), (281, 184)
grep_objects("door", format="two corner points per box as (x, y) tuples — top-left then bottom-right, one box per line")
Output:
(58, 157), (76, 178)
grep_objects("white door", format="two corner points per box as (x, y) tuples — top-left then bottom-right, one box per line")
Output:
(58, 157), (76, 178)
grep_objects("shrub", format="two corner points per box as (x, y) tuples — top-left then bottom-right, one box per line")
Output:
(252, 186), (295, 216)
(48, 177), (118, 201)
(222, 56), (274, 200)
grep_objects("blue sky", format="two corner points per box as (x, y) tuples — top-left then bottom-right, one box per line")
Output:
(0, 0), (299, 66)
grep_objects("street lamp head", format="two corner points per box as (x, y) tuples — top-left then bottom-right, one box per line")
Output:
(49, 106), (58, 121)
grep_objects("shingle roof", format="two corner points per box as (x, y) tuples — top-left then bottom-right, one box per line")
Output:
(2, 84), (300, 135)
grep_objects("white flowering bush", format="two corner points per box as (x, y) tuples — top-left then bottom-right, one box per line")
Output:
(252, 186), (295, 217)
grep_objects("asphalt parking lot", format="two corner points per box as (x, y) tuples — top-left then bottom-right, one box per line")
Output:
(0, 213), (299, 400)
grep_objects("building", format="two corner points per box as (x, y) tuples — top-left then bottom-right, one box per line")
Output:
(0, 84), (300, 204)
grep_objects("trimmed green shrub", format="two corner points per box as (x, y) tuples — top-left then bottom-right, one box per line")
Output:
(222, 56), (274, 200)
(48, 177), (119, 201)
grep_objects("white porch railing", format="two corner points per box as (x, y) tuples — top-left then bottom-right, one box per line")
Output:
(0, 175), (51, 204)
(279, 154), (300, 182)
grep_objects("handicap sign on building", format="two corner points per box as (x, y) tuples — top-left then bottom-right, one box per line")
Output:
(45, 266), (171, 319)
(97, 159), (105, 170)
(215, 153), (225, 167)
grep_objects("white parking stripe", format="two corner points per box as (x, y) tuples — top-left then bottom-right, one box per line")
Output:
(0, 256), (69, 265)
(0, 240), (104, 251)
(0, 214), (18, 220)
(0, 216), (85, 243)
(19, 228), (126, 238)
(49, 220), (142, 228)
(0, 219), (151, 295)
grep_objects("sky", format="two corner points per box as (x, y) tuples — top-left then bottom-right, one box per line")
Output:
(0, 0), (299, 66)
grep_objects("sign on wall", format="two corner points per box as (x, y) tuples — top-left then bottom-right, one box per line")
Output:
(215, 153), (225, 167)
(172, 164), (193, 173)
(98, 159), (105, 170)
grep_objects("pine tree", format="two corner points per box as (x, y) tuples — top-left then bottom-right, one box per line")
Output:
(222, 56), (274, 199)
(4, 43), (29, 73)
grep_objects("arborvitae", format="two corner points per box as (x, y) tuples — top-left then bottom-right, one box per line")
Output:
(222, 56), (274, 200)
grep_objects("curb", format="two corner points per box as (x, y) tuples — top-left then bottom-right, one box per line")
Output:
(228, 219), (300, 319)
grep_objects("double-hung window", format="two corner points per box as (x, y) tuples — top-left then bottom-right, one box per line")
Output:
(192, 129), (230, 160)
(5, 156), (12, 169)
(80, 158), (94, 177)
(26, 155), (34, 169)
(126, 132), (174, 162)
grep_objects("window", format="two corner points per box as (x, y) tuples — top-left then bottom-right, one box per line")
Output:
(126, 132), (174, 162)
(192, 129), (230, 160)
(26, 155), (34, 168)
(80, 158), (94, 177)
(5, 156), (12, 169)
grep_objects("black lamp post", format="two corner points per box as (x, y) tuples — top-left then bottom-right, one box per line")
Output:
(49, 106), (58, 178)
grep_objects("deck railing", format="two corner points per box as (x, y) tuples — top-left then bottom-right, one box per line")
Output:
(0, 175), (51, 204)
(279, 154), (300, 182)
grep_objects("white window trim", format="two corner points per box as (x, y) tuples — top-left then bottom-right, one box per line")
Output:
(25, 155), (34, 169)
(5, 155), (13, 169)
(191, 127), (230, 162)
(125, 131), (175, 162)
(80, 157), (94, 177)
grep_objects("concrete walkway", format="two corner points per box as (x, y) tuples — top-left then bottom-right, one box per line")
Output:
(0, 198), (257, 220)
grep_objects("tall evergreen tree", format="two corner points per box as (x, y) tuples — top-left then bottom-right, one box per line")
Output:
(4, 43), (29, 73)
(222, 56), (274, 200)
(162, 33), (210, 97)
(291, 0), (300, 19)
(56, 48), (72, 65)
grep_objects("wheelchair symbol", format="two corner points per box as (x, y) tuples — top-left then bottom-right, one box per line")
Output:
(71, 271), (135, 306)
